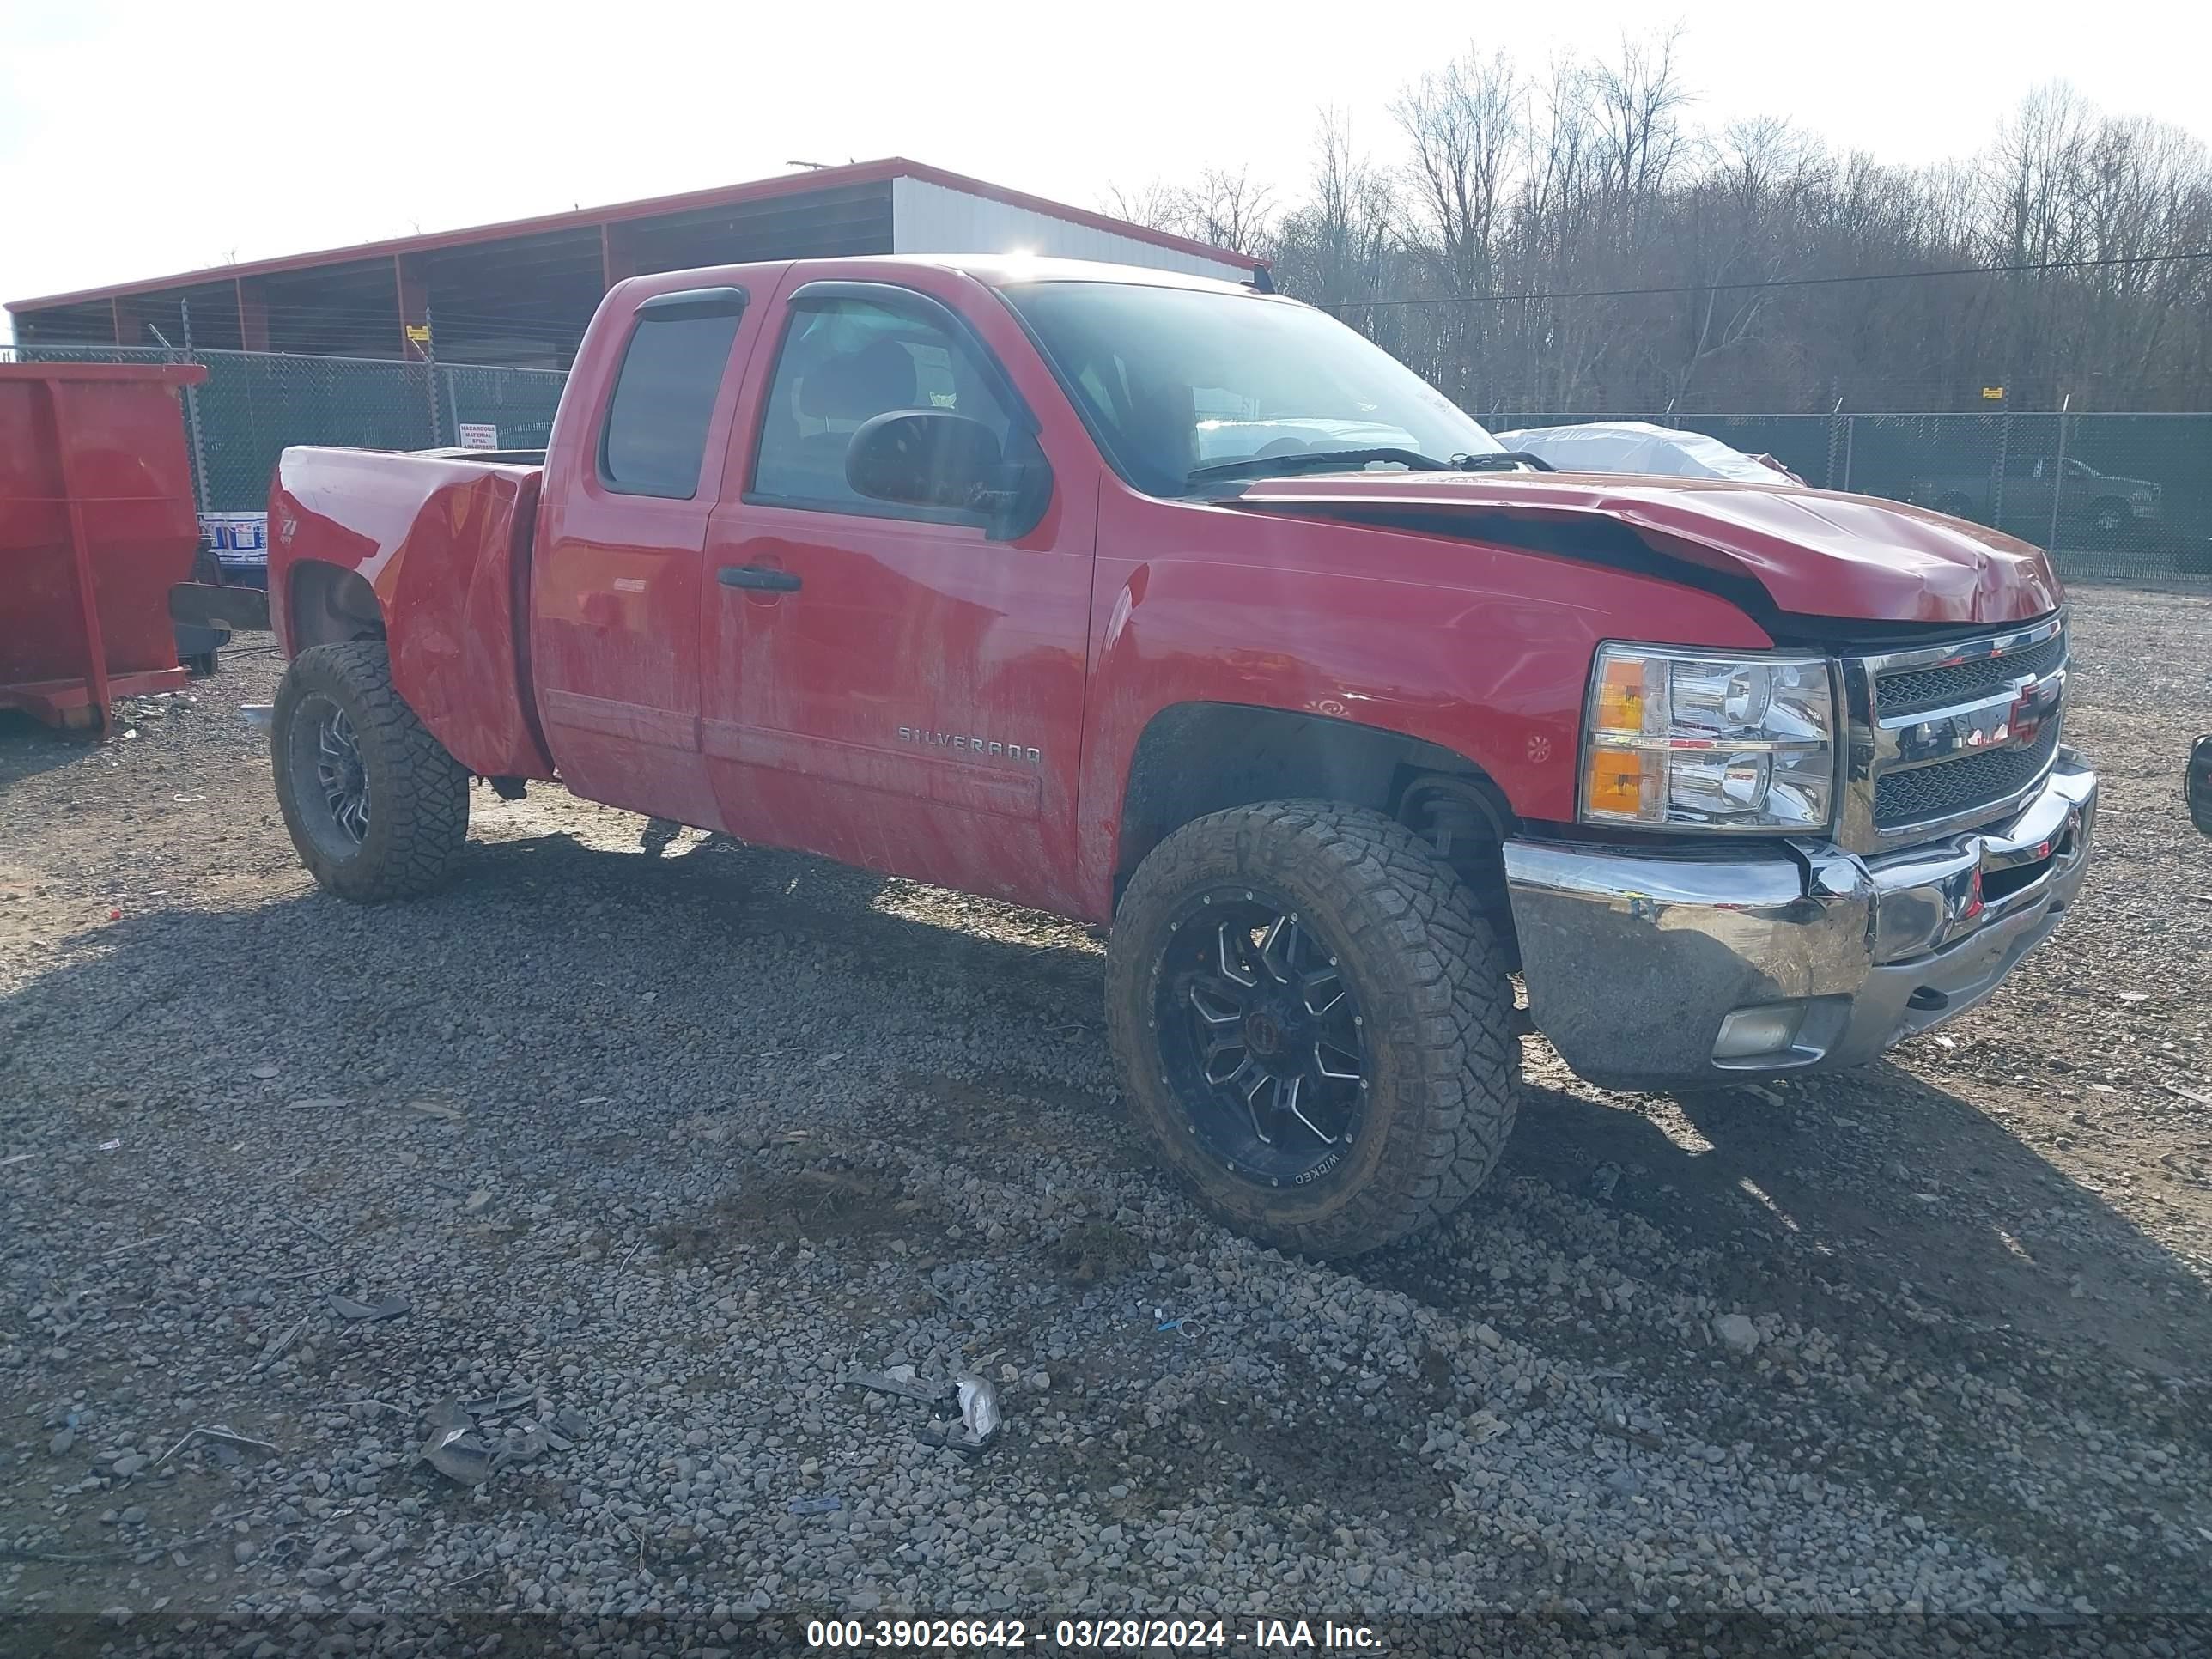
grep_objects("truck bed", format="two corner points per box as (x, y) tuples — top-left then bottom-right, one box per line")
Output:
(270, 446), (554, 780)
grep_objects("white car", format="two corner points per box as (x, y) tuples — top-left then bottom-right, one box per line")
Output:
(1491, 420), (1802, 484)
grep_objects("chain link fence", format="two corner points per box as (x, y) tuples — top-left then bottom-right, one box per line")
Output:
(1498, 410), (2212, 583)
(3, 343), (563, 514)
(8, 339), (2207, 585)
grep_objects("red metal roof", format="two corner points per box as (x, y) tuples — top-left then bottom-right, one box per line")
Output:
(5, 157), (1261, 313)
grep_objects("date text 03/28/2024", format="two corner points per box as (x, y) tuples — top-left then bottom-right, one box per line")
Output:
(805, 1619), (1384, 1650)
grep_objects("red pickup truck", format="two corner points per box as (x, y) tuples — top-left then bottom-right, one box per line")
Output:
(263, 255), (2096, 1255)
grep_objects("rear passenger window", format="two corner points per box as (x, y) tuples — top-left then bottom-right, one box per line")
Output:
(599, 308), (744, 498)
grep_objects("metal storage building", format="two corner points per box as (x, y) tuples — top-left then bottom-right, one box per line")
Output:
(5, 158), (1261, 368)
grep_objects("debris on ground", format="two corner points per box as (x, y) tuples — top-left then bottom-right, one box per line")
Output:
(463, 1386), (540, 1417)
(417, 1399), (504, 1486)
(151, 1425), (277, 1469)
(233, 1318), (304, 1382)
(851, 1363), (1000, 1453)
(956, 1376), (1001, 1443)
(849, 1365), (951, 1403)
(918, 1376), (1001, 1454)
(416, 1384), (582, 1484)
(328, 1293), (410, 1322)
(787, 1494), (842, 1515)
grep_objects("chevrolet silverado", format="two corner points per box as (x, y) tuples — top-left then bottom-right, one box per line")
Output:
(261, 255), (2096, 1255)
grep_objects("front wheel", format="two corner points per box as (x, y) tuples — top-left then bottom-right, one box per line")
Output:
(2189, 736), (2212, 839)
(271, 641), (470, 902)
(1106, 802), (1520, 1256)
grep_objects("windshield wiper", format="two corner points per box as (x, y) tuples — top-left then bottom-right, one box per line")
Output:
(1453, 450), (1557, 473)
(1182, 447), (1458, 486)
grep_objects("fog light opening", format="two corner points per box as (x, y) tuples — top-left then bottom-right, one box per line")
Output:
(1906, 986), (1949, 1013)
(1712, 1002), (1808, 1061)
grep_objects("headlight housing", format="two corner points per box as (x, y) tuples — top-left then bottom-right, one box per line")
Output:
(1580, 645), (1838, 832)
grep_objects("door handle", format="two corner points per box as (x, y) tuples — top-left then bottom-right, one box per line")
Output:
(718, 564), (801, 593)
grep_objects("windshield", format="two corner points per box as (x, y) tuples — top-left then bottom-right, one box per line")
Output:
(1002, 281), (1502, 495)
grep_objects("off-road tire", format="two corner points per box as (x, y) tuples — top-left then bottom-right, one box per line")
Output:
(2188, 736), (2212, 839)
(1107, 801), (1520, 1256)
(271, 641), (469, 902)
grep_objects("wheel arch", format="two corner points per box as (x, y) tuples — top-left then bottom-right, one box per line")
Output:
(1111, 702), (1519, 953)
(285, 560), (386, 653)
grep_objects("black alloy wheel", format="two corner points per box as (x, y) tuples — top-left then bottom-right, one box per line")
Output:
(1156, 890), (1368, 1188)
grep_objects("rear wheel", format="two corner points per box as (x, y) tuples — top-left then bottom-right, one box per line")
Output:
(1107, 801), (1519, 1256)
(271, 641), (469, 902)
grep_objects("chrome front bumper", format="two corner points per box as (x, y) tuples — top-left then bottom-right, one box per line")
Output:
(1503, 751), (2097, 1090)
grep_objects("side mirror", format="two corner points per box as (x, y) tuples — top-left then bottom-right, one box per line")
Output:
(847, 410), (1002, 511)
(846, 410), (1049, 537)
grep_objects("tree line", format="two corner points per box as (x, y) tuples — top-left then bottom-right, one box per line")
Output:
(1109, 39), (2212, 415)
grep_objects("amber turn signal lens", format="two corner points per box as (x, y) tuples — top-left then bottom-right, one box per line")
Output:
(1594, 656), (1646, 734)
(1584, 748), (1649, 818)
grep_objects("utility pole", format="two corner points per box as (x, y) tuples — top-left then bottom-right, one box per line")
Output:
(166, 305), (210, 514)
(2047, 392), (2071, 554)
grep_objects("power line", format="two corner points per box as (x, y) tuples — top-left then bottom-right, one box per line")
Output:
(1353, 247), (2212, 308)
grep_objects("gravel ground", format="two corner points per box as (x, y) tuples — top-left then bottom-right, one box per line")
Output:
(2, 588), (2209, 1656)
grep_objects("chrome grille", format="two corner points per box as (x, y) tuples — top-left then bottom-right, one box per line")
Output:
(1846, 614), (2068, 846)
(1874, 720), (2062, 828)
(1877, 632), (2066, 715)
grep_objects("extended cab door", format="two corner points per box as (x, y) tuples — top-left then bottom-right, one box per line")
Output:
(530, 279), (769, 826)
(697, 270), (1098, 915)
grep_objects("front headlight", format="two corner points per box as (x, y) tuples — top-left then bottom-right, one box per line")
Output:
(1580, 645), (1838, 832)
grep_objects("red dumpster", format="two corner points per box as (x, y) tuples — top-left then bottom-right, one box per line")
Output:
(0, 361), (209, 734)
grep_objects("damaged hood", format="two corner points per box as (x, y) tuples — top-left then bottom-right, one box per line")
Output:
(1227, 471), (2062, 627)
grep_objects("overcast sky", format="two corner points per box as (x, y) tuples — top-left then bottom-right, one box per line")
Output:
(5, 0), (2210, 332)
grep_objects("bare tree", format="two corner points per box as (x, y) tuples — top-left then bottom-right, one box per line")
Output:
(1589, 28), (1692, 230)
(1101, 179), (1196, 238)
(1128, 64), (2212, 414)
(1391, 46), (1521, 398)
(1186, 167), (1278, 258)
(1277, 110), (1399, 334)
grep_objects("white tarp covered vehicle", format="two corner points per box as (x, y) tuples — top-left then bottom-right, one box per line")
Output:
(1491, 420), (1802, 484)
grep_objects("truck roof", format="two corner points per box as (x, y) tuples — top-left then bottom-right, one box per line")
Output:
(878, 253), (1257, 293)
(614, 252), (1261, 303)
